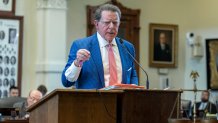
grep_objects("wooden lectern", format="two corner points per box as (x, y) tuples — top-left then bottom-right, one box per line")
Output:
(28, 89), (181, 123)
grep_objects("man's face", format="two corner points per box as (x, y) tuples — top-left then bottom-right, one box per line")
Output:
(94, 10), (120, 42)
(3, 0), (9, 4)
(27, 90), (42, 107)
(10, 30), (16, 38)
(201, 92), (209, 102)
(159, 33), (167, 44)
(10, 89), (19, 97)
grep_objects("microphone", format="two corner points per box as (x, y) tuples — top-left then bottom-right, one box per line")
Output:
(119, 38), (150, 89)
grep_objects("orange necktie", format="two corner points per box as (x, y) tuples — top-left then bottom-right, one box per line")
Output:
(108, 44), (118, 85)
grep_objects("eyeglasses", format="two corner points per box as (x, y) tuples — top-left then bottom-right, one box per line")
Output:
(99, 20), (120, 27)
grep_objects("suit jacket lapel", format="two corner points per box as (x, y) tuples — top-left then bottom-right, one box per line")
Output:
(116, 37), (127, 84)
(90, 34), (105, 87)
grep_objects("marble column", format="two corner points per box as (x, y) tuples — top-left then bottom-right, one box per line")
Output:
(35, 0), (67, 92)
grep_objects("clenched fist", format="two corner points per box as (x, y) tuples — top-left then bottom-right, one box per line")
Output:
(74, 49), (90, 67)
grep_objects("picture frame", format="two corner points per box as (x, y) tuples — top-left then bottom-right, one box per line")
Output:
(206, 39), (218, 90)
(0, 15), (23, 97)
(149, 23), (178, 68)
(0, 0), (16, 16)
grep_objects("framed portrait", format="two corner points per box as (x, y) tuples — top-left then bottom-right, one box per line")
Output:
(0, 0), (15, 16)
(149, 23), (178, 68)
(0, 15), (23, 98)
(206, 39), (218, 90)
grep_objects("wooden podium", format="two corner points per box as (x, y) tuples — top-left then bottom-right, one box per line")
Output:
(27, 89), (181, 123)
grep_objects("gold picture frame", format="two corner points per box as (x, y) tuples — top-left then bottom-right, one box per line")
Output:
(0, 0), (16, 16)
(149, 23), (178, 68)
(206, 39), (218, 89)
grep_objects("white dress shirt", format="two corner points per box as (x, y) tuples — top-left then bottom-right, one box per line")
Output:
(199, 102), (208, 110)
(65, 32), (122, 87)
(160, 43), (166, 50)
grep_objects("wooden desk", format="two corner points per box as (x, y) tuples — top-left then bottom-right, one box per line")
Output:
(169, 119), (218, 123)
(119, 89), (181, 123)
(202, 120), (218, 123)
(28, 89), (181, 123)
(0, 120), (28, 123)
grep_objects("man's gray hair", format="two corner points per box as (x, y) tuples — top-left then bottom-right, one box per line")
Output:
(94, 4), (121, 21)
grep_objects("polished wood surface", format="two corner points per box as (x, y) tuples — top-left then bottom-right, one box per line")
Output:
(28, 89), (121, 123)
(202, 119), (218, 123)
(120, 89), (181, 123)
(169, 119), (218, 123)
(169, 119), (193, 123)
(28, 89), (181, 123)
(0, 120), (28, 123)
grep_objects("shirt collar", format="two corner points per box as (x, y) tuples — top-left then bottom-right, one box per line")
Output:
(97, 32), (117, 48)
(201, 102), (208, 105)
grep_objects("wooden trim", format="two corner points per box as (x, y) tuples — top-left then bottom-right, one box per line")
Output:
(0, 0), (16, 16)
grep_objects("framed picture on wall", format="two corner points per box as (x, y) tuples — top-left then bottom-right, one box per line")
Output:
(0, 15), (23, 98)
(206, 39), (218, 90)
(149, 23), (178, 68)
(0, 0), (16, 16)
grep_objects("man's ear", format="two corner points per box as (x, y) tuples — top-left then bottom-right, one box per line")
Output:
(94, 20), (98, 28)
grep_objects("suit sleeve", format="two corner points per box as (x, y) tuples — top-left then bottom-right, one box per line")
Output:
(62, 41), (79, 87)
(211, 103), (217, 114)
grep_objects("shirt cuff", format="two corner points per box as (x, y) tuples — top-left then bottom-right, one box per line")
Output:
(65, 61), (82, 82)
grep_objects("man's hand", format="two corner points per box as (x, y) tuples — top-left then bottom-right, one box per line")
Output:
(74, 49), (90, 67)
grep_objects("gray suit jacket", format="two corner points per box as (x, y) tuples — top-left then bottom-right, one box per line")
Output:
(13, 101), (28, 118)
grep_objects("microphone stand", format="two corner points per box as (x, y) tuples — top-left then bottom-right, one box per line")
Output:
(119, 39), (149, 89)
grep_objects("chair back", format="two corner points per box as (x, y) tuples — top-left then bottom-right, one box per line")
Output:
(0, 97), (26, 108)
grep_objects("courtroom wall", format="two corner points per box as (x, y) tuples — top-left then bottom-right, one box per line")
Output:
(14, 0), (218, 101)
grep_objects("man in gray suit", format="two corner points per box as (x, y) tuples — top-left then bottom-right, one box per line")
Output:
(13, 90), (42, 119)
